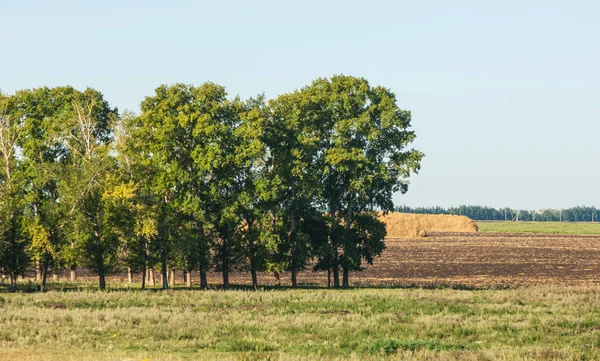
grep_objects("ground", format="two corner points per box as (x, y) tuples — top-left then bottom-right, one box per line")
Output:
(1, 286), (600, 360)
(477, 221), (600, 235)
(2, 222), (600, 360)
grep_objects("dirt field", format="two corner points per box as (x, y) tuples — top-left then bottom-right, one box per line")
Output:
(19, 231), (600, 289)
(350, 232), (600, 287)
(157, 232), (600, 288)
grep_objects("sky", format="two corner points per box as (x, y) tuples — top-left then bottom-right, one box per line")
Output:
(1, 0), (599, 210)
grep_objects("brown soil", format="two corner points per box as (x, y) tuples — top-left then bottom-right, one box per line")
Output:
(37, 232), (600, 289)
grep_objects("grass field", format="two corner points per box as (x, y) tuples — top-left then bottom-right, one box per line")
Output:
(2, 286), (600, 360)
(477, 221), (600, 235)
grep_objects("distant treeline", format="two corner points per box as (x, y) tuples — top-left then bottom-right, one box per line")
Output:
(395, 205), (600, 222)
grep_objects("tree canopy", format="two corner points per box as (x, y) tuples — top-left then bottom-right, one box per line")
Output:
(0, 75), (423, 290)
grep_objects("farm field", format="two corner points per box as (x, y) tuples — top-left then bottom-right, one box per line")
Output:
(4, 231), (600, 360)
(8, 231), (600, 289)
(477, 221), (600, 235)
(205, 231), (600, 288)
(2, 286), (600, 360)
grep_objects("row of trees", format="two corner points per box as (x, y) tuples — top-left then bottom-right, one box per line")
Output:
(0, 75), (423, 291)
(396, 205), (599, 222)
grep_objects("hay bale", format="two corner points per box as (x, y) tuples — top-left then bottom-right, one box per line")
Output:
(378, 212), (478, 238)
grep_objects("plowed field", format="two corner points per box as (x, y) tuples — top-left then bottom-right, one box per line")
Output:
(199, 232), (600, 288)
(36, 232), (600, 288)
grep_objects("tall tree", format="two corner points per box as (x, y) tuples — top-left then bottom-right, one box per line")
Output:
(17, 87), (73, 289)
(132, 83), (243, 289)
(308, 75), (423, 288)
(57, 89), (121, 290)
(0, 92), (28, 291)
(233, 96), (283, 290)
(264, 91), (324, 287)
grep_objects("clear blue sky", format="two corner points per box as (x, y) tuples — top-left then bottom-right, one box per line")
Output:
(2, 0), (598, 210)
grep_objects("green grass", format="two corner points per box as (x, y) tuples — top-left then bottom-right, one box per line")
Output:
(477, 221), (600, 235)
(2, 286), (600, 360)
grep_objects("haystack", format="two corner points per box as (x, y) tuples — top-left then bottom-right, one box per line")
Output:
(378, 212), (478, 238)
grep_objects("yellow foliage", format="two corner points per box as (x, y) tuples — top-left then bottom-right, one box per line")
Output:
(135, 217), (157, 239)
(102, 180), (137, 201)
(28, 220), (57, 257)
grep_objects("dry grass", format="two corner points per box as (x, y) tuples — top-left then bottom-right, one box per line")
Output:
(380, 213), (478, 238)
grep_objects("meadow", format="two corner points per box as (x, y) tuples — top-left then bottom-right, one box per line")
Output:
(477, 221), (600, 235)
(2, 286), (600, 360)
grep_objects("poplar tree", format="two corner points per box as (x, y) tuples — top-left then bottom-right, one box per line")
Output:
(0, 92), (28, 291)
(264, 91), (324, 287)
(17, 87), (73, 289)
(57, 88), (121, 290)
(132, 83), (242, 289)
(309, 75), (423, 287)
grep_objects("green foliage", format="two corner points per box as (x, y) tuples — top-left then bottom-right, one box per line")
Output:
(1, 75), (422, 290)
(0, 92), (29, 290)
(292, 75), (423, 286)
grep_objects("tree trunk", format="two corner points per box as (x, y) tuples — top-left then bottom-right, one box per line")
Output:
(41, 255), (50, 291)
(169, 269), (175, 286)
(141, 262), (147, 290)
(99, 271), (106, 291)
(249, 227), (258, 290)
(70, 267), (76, 282)
(161, 254), (168, 290)
(222, 268), (229, 289)
(342, 264), (350, 289)
(221, 239), (229, 289)
(251, 262), (258, 291)
(200, 270), (208, 290)
(274, 272), (281, 287)
(291, 259), (298, 288)
(333, 249), (340, 288)
(185, 270), (192, 287)
(327, 265), (331, 288)
(36, 260), (41, 282)
(290, 208), (297, 288)
(333, 266), (340, 288)
(8, 274), (16, 292)
(127, 267), (133, 284)
(148, 269), (155, 286)
(342, 207), (352, 289)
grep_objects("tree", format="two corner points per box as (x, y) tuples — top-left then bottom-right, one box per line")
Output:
(57, 89), (121, 290)
(233, 96), (282, 290)
(132, 83), (245, 289)
(0, 92), (28, 291)
(308, 75), (423, 288)
(16, 87), (74, 289)
(264, 91), (325, 287)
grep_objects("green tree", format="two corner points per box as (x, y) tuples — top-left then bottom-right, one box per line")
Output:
(16, 87), (74, 289)
(57, 89), (121, 290)
(264, 91), (325, 287)
(233, 96), (285, 290)
(132, 83), (246, 289)
(310, 75), (423, 288)
(0, 92), (28, 291)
